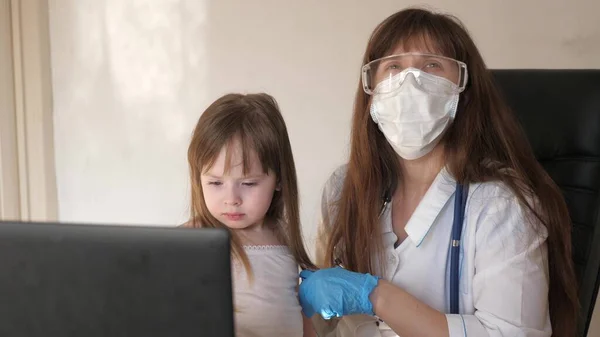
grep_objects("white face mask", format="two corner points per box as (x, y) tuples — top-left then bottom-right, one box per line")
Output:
(370, 68), (461, 160)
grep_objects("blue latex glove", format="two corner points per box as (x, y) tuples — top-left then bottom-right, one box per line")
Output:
(298, 267), (380, 319)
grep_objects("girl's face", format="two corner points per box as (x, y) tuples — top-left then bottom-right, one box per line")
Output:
(201, 137), (278, 231)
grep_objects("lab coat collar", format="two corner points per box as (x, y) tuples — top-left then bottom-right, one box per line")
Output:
(382, 167), (457, 247)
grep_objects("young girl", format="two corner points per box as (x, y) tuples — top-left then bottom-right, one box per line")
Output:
(183, 93), (316, 337)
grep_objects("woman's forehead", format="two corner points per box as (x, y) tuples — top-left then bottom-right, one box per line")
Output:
(386, 34), (444, 57)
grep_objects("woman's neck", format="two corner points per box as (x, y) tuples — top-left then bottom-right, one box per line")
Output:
(396, 144), (445, 198)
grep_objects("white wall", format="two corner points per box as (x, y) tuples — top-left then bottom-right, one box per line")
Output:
(49, 1), (208, 225)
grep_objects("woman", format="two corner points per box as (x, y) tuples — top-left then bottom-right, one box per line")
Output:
(299, 7), (578, 337)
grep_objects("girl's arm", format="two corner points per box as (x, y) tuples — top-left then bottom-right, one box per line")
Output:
(302, 314), (317, 337)
(297, 283), (317, 337)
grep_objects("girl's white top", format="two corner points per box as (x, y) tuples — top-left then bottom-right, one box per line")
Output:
(233, 245), (303, 337)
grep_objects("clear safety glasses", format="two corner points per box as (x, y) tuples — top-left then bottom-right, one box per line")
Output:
(361, 52), (468, 95)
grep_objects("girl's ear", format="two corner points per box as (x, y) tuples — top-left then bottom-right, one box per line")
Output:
(275, 184), (281, 191)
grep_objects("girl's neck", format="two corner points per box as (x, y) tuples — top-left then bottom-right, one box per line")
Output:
(235, 223), (281, 246)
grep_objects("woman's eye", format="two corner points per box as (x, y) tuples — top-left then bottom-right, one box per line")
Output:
(424, 62), (442, 69)
(208, 181), (222, 186)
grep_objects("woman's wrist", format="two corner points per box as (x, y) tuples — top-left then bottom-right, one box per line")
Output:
(369, 278), (386, 316)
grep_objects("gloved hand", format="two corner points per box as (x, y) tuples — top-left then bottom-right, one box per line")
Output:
(298, 267), (380, 319)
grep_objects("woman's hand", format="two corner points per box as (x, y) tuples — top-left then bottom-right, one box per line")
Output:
(298, 267), (380, 319)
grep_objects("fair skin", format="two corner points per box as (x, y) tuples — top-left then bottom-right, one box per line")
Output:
(367, 45), (458, 337)
(201, 138), (316, 337)
(391, 144), (446, 244)
(201, 137), (280, 246)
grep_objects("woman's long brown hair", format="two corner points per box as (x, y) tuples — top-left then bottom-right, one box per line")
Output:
(187, 93), (315, 275)
(324, 8), (578, 336)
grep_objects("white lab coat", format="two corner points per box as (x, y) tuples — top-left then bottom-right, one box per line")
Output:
(314, 165), (552, 337)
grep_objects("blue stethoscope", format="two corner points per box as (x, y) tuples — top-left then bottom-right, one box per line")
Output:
(335, 182), (469, 315)
(450, 183), (469, 314)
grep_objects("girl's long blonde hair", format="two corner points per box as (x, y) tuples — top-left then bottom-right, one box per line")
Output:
(187, 93), (315, 275)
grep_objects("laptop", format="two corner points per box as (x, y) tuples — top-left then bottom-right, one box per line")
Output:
(0, 221), (234, 337)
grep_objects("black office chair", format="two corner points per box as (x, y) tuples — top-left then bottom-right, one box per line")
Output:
(492, 69), (600, 337)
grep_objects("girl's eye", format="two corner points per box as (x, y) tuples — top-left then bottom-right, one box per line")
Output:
(208, 181), (222, 186)
(242, 182), (257, 187)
